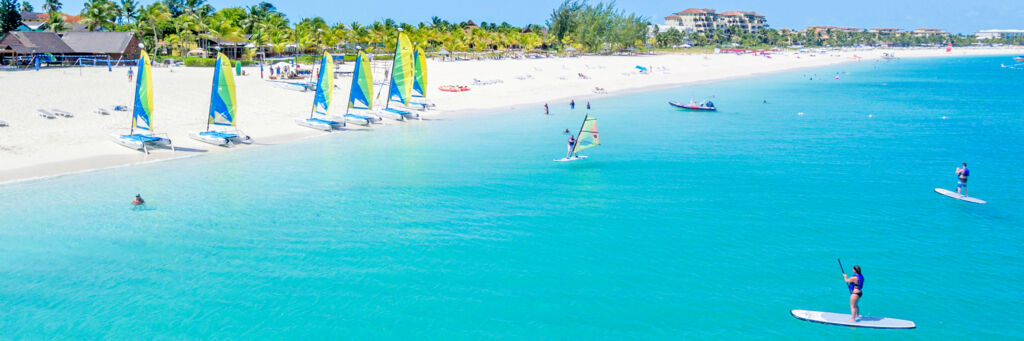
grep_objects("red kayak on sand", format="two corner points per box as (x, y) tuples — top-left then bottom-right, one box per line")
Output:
(669, 100), (717, 111)
(439, 85), (470, 92)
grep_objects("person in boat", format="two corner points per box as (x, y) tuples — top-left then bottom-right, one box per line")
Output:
(567, 135), (576, 156)
(570, 100), (575, 110)
(956, 163), (970, 196)
(133, 194), (145, 206)
(704, 101), (715, 109)
(843, 265), (864, 322)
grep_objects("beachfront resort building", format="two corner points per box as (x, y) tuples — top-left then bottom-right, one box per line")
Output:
(1, 31), (141, 65)
(869, 28), (900, 35)
(913, 28), (949, 37)
(975, 29), (1024, 40)
(662, 8), (767, 34)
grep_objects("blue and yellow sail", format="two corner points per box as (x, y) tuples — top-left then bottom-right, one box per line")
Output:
(132, 51), (154, 132)
(413, 47), (427, 98)
(388, 33), (414, 106)
(348, 52), (373, 110)
(208, 53), (237, 127)
(312, 52), (335, 116)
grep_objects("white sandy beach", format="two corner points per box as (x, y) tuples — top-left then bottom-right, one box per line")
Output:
(1, 46), (1021, 182)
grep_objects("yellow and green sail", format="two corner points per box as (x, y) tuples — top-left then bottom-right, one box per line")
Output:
(571, 115), (600, 155)
(131, 51), (154, 132)
(412, 47), (427, 98)
(348, 52), (373, 110)
(208, 53), (237, 127)
(388, 33), (414, 106)
(312, 52), (334, 116)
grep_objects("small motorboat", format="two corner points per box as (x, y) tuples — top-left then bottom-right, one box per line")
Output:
(669, 100), (717, 111)
(1015, 56), (1024, 62)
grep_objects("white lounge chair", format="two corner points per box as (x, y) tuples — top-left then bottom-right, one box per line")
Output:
(93, 108), (111, 115)
(0, 120), (8, 127)
(37, 109), (56, 119)
(52, 109), (74, 118)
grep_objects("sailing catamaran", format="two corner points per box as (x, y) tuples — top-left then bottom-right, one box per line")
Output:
(294, 52), (344, 131)
(189, 53), (251, 146)
(343, 52), (381, 126)
(111, 51), (174, 153)
(556, 115), (599, 162)
(375, 32), (420, 121)
(410, 47), (436, 110)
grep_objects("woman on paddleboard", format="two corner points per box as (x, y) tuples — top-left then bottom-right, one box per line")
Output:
(844, 265), (864, 322)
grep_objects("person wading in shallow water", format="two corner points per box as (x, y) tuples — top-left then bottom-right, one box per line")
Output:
(843, 265), (864, 322)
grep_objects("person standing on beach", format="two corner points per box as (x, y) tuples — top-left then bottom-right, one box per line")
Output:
(956, 163), (970, 196)
(570, 100), (575, 110)
(127, 68), (134, 82)
(843, 265), (864, 323)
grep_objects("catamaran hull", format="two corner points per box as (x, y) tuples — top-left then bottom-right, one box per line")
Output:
(188, 131), (251, 147)
(294, 117), (342, 131)
(110, 134), (173, 152)
(375, 108), (421, 121)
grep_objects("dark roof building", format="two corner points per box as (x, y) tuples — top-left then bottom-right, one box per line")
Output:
(0, 31), (76, 54)
(61, 32), (141, 59)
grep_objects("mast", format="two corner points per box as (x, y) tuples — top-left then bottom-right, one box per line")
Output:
(309, 54), (324, 119)
(569, 114), (589, 158)
(206, 55), (219, 132)
(384, 28), (403, 110)
(129, 54), (142, 135)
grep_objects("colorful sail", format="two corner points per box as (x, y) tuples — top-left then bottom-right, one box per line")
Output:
(348, 52), (373, 110)
(208, 53), (237, 127)
(312, 52), (334, 116)
(413, 47), (427, 98)
(388, 33), (414, 106)
(571, 115), (599, 155)
(132, 50), (154, 132)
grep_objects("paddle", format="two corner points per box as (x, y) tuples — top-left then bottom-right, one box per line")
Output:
(838, 258), (851, 293)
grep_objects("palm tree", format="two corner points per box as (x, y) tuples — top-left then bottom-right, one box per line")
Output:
(119, 0), (137, 24)
(19, 1), (32, 12)
(80, 0), (118, 31)
(42, 0), (62, 13)
(139, 2), (171, 54)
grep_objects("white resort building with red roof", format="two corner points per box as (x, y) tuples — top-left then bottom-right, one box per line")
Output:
(662, 8), (767, 34)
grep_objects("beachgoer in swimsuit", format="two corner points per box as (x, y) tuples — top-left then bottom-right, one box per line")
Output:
(844, 265), (864, 322)
(133, 194), (145, 206)
(956, 163), (970, 196)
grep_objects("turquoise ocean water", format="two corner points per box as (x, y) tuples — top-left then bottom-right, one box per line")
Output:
(1, 56), (1022, 339)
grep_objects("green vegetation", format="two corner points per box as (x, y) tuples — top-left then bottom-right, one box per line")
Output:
(1, 0), (21, 34)
(547, 0), (649, 52)
(652, 26), (1014, 49)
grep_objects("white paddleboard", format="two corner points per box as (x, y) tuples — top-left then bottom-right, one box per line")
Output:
(554, 155), (588, 162)
(791, 309), (916, 329)
(934, 188), (987, 204)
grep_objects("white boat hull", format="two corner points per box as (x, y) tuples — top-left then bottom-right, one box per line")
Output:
(188, 130), (251, 147)
(110, 133), (173, 153)
(375, 108), (420, 121)
(294, 117), (343, 131)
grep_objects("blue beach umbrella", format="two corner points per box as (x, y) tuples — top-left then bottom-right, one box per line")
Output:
(34, 56), (40, 71)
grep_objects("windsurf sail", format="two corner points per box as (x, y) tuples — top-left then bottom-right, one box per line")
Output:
(208, 53), (237, 129)
(131, 50), (154, 133)
(348, 52), (373, 111)
(413, 47), (427, 98)
(311, 52), (334, 117)
(386, 33), (414, 107)
(570, 115), (599, 157)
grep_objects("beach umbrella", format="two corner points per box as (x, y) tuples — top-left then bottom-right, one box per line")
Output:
(236, 61), (242, 75)
(34, 56), (40, 71)
(107, 57), (112, 72)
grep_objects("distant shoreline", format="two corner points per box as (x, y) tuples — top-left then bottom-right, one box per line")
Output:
(2, 46), (1023, 185)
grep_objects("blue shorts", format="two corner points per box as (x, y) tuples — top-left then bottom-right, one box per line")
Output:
(957, 181), (967, 188)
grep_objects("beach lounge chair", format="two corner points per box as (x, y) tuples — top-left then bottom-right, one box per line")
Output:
(52, 109), (74, 118)
(0, 120), (8, 127)
(113, 105), (129, 111)
(93, 108), (111, 115)
(37, 109), (56, 119)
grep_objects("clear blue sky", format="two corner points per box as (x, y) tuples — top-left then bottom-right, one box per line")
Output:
(54, 0), (1024, 34)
